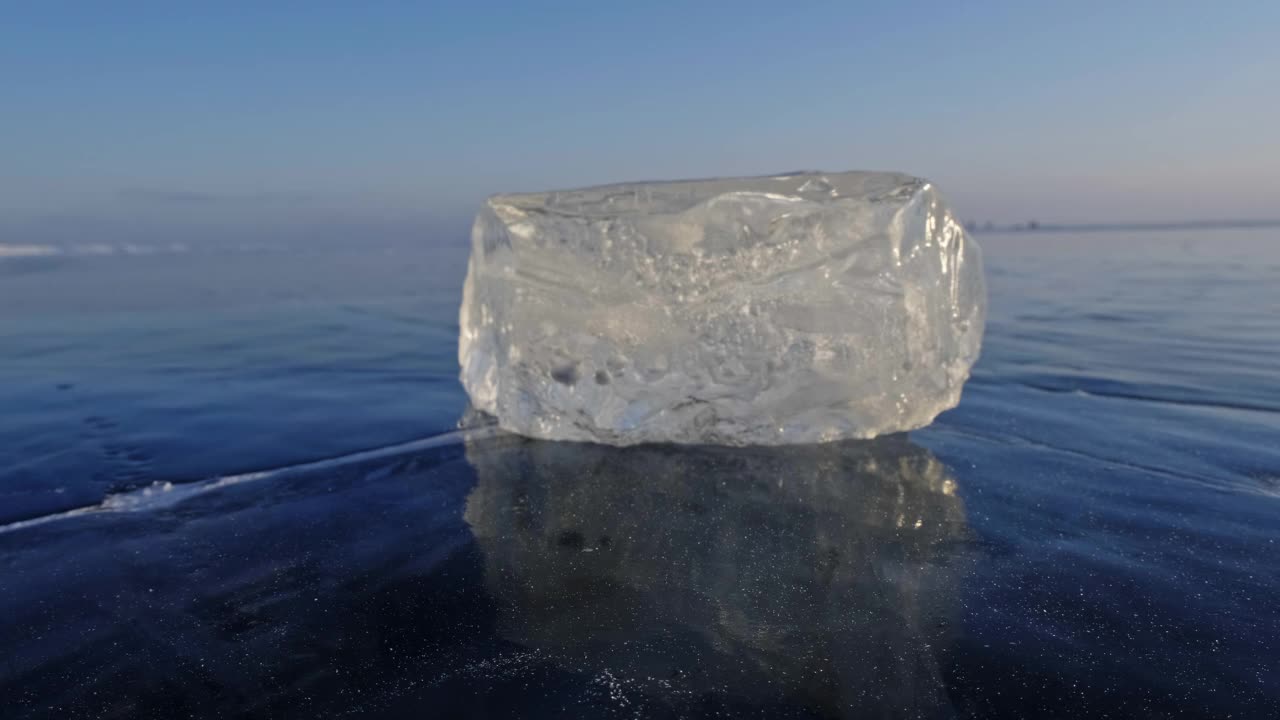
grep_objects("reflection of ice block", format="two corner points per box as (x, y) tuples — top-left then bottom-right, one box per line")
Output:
(463, 433), (968, 717)
(459, 171), (985, 446)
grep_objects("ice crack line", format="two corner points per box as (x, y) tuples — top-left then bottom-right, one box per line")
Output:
(0, 425), (498, 536)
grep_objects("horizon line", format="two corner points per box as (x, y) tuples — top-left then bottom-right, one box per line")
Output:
(968, 218), (1280, 234)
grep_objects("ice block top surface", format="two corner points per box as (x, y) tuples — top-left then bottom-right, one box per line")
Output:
(489, 170), (924, 219)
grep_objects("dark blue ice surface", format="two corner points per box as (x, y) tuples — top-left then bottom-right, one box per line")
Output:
(1, 229), (1277, 718)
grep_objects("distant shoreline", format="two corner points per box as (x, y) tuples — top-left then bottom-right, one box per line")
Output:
(969, 219), (1280, 234)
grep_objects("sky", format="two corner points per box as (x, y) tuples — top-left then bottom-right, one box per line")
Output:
(2, 1), (1278, 245)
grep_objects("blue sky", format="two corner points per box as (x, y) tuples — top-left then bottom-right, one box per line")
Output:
(2, 1), (1277, 243)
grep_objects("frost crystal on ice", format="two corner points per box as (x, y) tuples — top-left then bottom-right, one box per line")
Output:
(458, 171), (985, 446)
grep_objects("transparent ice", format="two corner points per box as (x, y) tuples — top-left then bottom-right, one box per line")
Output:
(459, 171), (985, 445)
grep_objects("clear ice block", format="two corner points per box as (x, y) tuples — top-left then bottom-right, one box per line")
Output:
(459, 171), (985, 445)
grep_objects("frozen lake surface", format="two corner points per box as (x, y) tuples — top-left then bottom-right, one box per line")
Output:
(1, 228), (1277, 718)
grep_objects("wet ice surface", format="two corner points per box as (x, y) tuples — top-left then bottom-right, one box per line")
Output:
(1, 229), (1279, 718)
